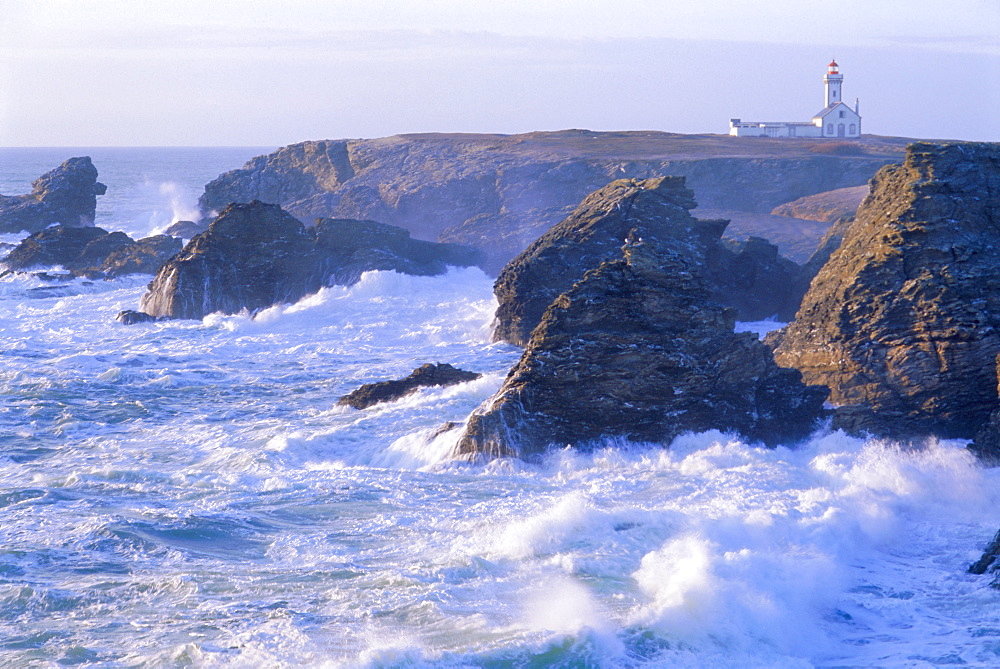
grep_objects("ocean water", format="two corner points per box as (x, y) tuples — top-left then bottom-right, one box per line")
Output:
(3, 149), (1000, 668)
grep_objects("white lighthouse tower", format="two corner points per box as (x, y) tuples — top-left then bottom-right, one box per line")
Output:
(824, 60), (843, 107)
(728, 60), (862, 138)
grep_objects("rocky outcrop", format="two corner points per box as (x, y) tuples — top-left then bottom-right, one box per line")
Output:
(455, 231), (827, 459)
(969, 529), (1000, 586)
(1, 225), (181, 279)
(197, 132), (903, 273)
(491, 177), (801, 347)
(135, 201), (480, 321)
(771, 185), (868, 223)
(338, 363), (481, 409)
(0, 157), (107, 233)
(770, 142), (1000, 440)
(163, 220), (206, 239)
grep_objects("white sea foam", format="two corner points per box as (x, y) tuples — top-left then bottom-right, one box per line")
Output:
(4, 153), (1000, 666)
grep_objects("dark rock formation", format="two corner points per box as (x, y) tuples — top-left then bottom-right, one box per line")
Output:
(491, 177), (801, 347)
(197, 132), (903, 273)
(969, 529), (1000, 587)
(708, 236), (802, 322)
(455, 231), (827, 459)
(971, 355), (1000, 464)
(770, 142), (1000, 440)
(136, 201), (480, 321)
(115, 310), (162, 325)
(163, 220), (206, 239)
(1, 226), (181, 279)
(0, 157), (107, 233)
(338, 363), (481, 409)
(771, 185), (868, 223)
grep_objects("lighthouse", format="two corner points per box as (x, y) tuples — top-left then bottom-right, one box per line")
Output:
(728, 61), (863, 138)
(825, 60), (843, 107)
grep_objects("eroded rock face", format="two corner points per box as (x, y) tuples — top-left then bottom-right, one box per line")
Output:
(197, 132), (902, 273)
(0, 157), (107, 233)
(455, 232), (827, 459)
(1, 226), (181, 279)
(137, 201), (480, 320)
(338, 363), (481, 409)
(491, 177), (801, 346)
(770, 142), (1000, 440)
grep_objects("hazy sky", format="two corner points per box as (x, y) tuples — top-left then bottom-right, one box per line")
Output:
(2, 0), (997, 145)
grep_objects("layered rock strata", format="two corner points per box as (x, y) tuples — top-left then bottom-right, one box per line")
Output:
(136, 201), (480, 320)
(0, 157), (107, 233)
(492, 177), (801, 347)
(455, 231), (827, 459)
(770, 142), (1000, 439)
(338, 363), (481, 410)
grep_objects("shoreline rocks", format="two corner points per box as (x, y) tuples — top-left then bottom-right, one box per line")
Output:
(456, 228), (827, 458)
(1, 225), (181, 279)
(491, 177), (803, 347)
(133, 201), (481, 321)
(0, 157), (107, 233)
(770, 142), (1000, 441)
(338, 364), (481, 409)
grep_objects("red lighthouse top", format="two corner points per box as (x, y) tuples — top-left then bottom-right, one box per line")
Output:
(828, 60), (839, 73)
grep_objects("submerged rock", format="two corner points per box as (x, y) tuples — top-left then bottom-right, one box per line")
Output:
(455, 231), (827, 459)
(136, 201), (480, 321)
(1, 225), (181, 279)
(770, 142), (1000, 440)
(0, 157), (107, 233)
(492, 177), (802, 346)
(338, 363), (481, 409)
(115, 310), (162, 325)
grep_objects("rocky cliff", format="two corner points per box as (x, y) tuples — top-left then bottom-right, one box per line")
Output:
(491, 177), (801, 347)
(455, 231), (827, 459)
(770, 142), (1000, 440)
(197, 131), (904, 273)
(135, 201), (480, 321)
(0, 157), (108, 233)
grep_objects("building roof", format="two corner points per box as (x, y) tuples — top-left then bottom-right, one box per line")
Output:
(812, 102), (860, 120)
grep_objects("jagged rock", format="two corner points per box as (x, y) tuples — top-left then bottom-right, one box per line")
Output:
(708, 236), (802, 322)
(770, 142), (1000, 440)
(971, 355), (1000, 463)
(1, 226), (181, 280)
(198, 132), (903, 273)
(2, 225), (109, 270)
(338, 363), (481, 409)
(455, 231), (827, 459)
(100, 235), (183, 277)
(491, 177), (801, 347)
(313, 218), (482, 286)
(163, 220), (206, 238)
(771, 185), (867, 223)
(969, 529), (1000, 587)
(137, 201), (480, 320)
(0, 157), (107, 233)
(115, 310), (161, 325)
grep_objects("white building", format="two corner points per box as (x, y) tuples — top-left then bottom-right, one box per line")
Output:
(729, 61), (862, 138)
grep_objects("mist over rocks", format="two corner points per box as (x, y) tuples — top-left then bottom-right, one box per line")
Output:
(196, 131), (903, 273)
(135, 200), (480, 321)
(491, 176), (802, 347)
(770, 142), (1000, 441)
(455, 231), (827, 459)
(1, 225), (181, 280)
(0, 157), (107, 233)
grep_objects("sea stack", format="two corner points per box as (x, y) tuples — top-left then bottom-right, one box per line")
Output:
(770, 142), (1000, 440)
(0, 157), (107, 233)
(456, 207), (827, 458)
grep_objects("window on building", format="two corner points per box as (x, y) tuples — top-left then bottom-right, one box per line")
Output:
(826, 124), (833, 135)
(850, 124), (856, 134)
(839, 110), (845, 118)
